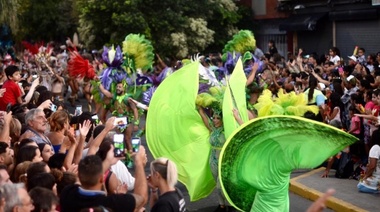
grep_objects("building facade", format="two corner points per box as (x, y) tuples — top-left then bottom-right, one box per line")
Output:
(240, 0), (380, 61)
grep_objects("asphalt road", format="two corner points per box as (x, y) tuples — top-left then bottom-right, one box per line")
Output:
(69, 97), (332, 212)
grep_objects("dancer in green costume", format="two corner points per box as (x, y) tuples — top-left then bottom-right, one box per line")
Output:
(198, 106), (227, 210)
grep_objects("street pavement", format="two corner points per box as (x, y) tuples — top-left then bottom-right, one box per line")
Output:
(69, 97), (335, 211)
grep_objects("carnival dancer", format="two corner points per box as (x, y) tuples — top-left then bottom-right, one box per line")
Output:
(146, 29), (358, 212)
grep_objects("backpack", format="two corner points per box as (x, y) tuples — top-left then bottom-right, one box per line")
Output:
(335, 152), (354, 178)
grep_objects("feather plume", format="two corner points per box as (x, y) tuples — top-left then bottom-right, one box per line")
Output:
(122, 34), (154, 71)
(222, 30), (256, 54)
(67, 51), (95, 79)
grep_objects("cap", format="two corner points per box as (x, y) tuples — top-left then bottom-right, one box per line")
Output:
(348, 55), (357, 62)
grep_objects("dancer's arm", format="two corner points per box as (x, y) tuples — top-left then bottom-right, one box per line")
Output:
(99, 84), (113, 98)
(198, 107), (211, 131)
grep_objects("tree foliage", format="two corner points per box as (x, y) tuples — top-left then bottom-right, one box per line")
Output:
(2, 0), (252, 57)
(77, 0), (250, 58)
(0, 0), (20, 34)
(17, 0), (78, 42)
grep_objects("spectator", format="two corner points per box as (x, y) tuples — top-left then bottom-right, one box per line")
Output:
(0, 65), (23, 111)
(0, 164), (11, 186)
(27, 172), (56, 193)
(46, 110), (71, 153)
(37, 143), (54, 163)
(0, 142), (13, 168)
(29, 187), (59, 212)
(96, 139), (125, 195)
(341, 76), (358, 129)
(2, 183), (34, 212)
(148, 158), (186, 212)
(13, 161), (31, 183)
(357, 48), (366, 65)
(0, 111), (13, 145)
(60, 151), (148, 212)
(268, 40), (278, 57)
(357, 129), (380, 193)
(366, 53), (376, 72)
(22, 108), (54, 152)
(327, 47), (340, 71)
(83, 124), (136, 191)
(50, 169), (77, 196)
(15, 145), (42, 165)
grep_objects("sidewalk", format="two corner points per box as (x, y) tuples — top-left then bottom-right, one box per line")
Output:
(290, 167), (379, 212)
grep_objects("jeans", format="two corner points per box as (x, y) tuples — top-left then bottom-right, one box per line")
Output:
(357, 182), (379, 194)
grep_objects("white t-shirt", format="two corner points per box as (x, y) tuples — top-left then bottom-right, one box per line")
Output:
(329, 55), (340, 65)
(82, 148), (135, 191)
(363, 145), (380, 189)
(111, 160), (135, 191)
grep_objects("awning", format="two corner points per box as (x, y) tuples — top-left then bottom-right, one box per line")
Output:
(329, 9), (378, 21)
(279, 13), (327, 31)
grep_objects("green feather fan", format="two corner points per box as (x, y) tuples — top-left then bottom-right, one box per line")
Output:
(222, 30), (256, 54)
(122, 34), (155, 72)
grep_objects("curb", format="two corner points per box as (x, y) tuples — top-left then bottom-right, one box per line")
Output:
(289, 167), (368, 212)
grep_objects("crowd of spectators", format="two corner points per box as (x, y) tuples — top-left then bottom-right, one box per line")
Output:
(0, 37), (379, 211)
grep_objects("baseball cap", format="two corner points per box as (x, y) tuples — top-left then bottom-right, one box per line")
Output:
(348, 55), (357, 62)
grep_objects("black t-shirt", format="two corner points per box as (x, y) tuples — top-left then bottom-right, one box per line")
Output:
(60, 184), (136, 212)
(151, 189), (186, 212)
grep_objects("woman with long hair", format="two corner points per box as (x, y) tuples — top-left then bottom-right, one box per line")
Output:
(304, 75), (327, 122)
(46, 110), (72, 153)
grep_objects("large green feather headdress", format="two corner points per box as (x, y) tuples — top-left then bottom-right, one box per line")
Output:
(222, 30), (256, 55)
(122, 34), (155, 73)
(196, 86), (225, 116)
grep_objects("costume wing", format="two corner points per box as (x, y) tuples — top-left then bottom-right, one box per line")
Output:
(219, 116), (357, 211)
(146, 62), (216, 201)
(223, 58), (248, 138)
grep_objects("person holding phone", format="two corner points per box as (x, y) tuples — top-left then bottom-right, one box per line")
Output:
(96, 140), (127, 195)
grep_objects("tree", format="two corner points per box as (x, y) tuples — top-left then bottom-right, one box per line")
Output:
(77, 0), (249, 58)
(18, 0), (78, 42)
(0, 0), (20, 34)
(76, 0), (149, 50)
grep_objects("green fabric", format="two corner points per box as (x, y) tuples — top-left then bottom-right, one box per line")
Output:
(146, 62), (216, 201)
(223, 58), (248, 139)
(219, 115), (357, 212)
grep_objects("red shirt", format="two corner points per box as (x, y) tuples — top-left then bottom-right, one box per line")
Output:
(0, 80), (21, 111)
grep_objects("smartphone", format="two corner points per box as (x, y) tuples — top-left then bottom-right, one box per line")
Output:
(50, 104), (57, 112)
(114, 117), (128, 126)
(75, 105), (82, 116)
(92, 114), (100, 125)
(131, 137), (141, 153)
(338, 67), (344, 75)
(113, 134), (125, 157)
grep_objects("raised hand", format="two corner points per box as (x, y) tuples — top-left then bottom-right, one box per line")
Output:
(79, 119), (92, 137)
